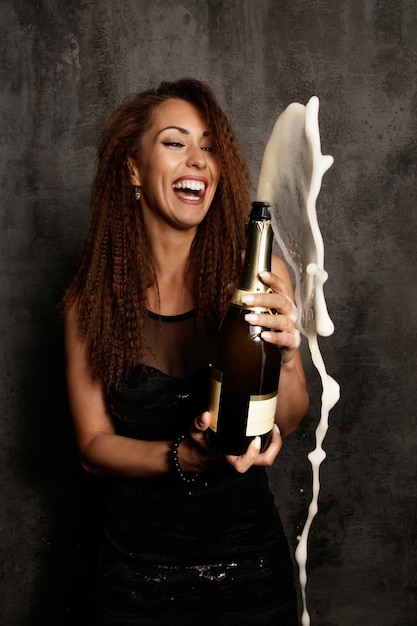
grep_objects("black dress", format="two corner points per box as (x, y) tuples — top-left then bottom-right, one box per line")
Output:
(94, 310), (298, 625)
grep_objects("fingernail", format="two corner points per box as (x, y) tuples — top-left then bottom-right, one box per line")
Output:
(241, 294), (255, 304)
(245, 313), (258, 323)
(259, 271), (270, 279)
(274, 424), (281, 435)
(254, 436), (261, 450)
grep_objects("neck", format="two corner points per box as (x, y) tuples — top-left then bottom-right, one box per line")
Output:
(146, 231), (195, 316)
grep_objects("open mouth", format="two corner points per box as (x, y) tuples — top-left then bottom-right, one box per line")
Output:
(172, 179), (206, 201)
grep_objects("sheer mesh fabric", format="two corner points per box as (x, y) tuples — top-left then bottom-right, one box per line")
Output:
(140, 310), (212, 379)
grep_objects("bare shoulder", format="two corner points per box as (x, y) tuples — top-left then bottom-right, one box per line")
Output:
(271, 254), (293, 290)
(271, 254), (289, 276)
(64, 299), (78, 326)
(64, 300), (82, 347)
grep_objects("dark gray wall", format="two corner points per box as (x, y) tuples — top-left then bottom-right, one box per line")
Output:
(1, 1), (416, 624)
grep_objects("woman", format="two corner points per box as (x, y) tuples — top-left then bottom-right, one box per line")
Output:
(63, 78), (309, 625)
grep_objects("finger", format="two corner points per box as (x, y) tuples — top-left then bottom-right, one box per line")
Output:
(241, 291), (287, 312)
(282, 294), (298, 322)
(225, 436), (262, 474)
(245, 311), (300, 350)
(260, 271), (298, 321)
(253, 424), (283, 466)
(189, 412), (210, 444)
(188, 413), (219, 463)
(194, 411), (210, 431)
(242, 292), (297, 321)
(261, 328), (301, 351)
(244, 310), (294, 333)
(242, 291), (298, 314)
(244, 310), (300, 356)
(259, 270), (289, 295)
(226, 424), (284, 472)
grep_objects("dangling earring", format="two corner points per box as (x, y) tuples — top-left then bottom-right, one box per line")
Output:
(134, 186), (141, 201)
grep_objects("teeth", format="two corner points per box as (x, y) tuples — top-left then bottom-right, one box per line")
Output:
(172, 180), (206, 191)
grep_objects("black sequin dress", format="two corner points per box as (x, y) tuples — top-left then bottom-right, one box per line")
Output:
(95, 310), (298, 625)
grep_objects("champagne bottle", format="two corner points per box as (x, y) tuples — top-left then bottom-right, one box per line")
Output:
(208, 202), (282, 455)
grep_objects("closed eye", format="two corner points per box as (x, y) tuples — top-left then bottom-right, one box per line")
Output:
(161, 140), (185, 148)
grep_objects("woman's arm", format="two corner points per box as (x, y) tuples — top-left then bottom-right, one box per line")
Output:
(241, 255), (309, 437)
(65, 304), (174, 477)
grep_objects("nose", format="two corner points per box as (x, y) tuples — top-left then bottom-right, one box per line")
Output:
(186, 145), (207, 169)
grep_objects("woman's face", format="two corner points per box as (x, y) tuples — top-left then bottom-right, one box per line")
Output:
(129, 98), (221, 232)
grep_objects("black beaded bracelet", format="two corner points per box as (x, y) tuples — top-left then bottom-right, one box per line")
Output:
(171, 434), (199, 485)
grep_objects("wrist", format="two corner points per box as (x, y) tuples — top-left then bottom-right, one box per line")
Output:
(171, 435), (199, 485)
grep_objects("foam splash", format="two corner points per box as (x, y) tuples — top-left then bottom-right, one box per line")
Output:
(257, 96), (340, 625)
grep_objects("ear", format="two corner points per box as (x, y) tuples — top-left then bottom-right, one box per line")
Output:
(127, 157), (141, 186)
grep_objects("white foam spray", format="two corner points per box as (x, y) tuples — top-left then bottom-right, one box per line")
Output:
(257, 96), (340, 625)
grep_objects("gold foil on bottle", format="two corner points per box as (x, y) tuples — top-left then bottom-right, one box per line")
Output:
(231, 218), (273, 310)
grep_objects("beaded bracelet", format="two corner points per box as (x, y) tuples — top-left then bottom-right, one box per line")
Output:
(171, 434), (199, 485)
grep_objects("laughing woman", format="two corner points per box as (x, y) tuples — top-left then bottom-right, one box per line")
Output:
(62, 78), (309, 625)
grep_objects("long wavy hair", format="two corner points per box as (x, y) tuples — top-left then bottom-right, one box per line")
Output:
(62, 78), (252, 391)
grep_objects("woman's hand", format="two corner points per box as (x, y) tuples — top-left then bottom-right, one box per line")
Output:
(225, 423), (282, 473)
(241, 270), (301, 365)
(178, 411), (283, 474)
(177, 411), (221, 473)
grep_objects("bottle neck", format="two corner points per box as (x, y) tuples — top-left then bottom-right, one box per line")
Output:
(231, 203), (273, 307)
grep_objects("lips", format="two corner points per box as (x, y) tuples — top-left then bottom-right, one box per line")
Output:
(172, 177), (207, 201)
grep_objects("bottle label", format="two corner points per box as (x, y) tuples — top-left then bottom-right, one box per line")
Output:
(246, 392), (277, 436)
(208, 368), (222, 432)
(208, 367), (277, 436)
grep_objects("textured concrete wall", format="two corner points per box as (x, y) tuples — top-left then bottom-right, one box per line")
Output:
(1, 1), (416, 624)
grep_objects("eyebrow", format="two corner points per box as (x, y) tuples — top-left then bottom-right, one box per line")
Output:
(156, 126), (211, 138)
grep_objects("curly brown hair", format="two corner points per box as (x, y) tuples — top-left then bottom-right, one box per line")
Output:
(63, 78), (252, 390)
